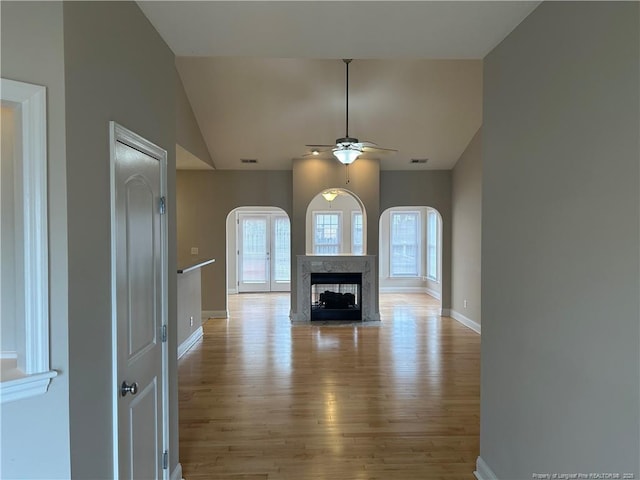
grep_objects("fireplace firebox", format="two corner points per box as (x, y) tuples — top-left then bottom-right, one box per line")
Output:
(311, 272), (362, 321)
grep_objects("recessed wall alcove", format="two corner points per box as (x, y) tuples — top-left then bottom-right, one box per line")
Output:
(290, 156), (381, 321)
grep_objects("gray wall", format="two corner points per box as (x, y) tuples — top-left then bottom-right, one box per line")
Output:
(176, 70), (213, 168)
(177, 170), (293, 312)
(451, 128), (482, 324)
(177, 269), (202, 348)
(0, 2), (71, 478)
(380, 170), (452, 310)
(1, 106), (17, 351)
(63, 1), (179, 477)
(481, 2), (639, 477)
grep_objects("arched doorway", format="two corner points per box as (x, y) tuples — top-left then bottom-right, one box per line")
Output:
(226, 206), (291, 294)
(304, 188), (366, 255)
(378, 206), (443, 301)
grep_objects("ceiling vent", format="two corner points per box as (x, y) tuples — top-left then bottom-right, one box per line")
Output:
(410, 158), (428, 164)
(240, 158), (258, 164)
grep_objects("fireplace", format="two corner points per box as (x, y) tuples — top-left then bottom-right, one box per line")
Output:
(311, 272), (362, 321)
(293, 255), (380, 323)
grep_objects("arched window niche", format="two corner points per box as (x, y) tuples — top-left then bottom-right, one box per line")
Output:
(0, 78), (57, 403)
(305, 188), (366, 256)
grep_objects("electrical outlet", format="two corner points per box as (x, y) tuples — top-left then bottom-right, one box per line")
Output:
(189, 316), (194, 327)
(463, 300), (468, 309)
(190, 247), (198, 255)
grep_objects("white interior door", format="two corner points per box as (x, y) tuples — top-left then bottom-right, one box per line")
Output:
(111, 123), (167, 480)
(238, 213), (290, 293)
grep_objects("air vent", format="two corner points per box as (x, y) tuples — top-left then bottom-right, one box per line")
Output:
(410, 158), (428, 164)
(240, 159), (258, 164)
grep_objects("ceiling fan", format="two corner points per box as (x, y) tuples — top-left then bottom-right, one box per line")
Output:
(306, 59), (397, 165)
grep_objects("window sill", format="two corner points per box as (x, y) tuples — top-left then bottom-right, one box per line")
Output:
(1, 359), (57, 403)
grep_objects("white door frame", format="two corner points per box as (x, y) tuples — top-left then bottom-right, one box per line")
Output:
(109, 121), (169, 479)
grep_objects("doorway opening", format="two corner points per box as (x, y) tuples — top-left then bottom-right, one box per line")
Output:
(226, 207), (291, 294)
(378, 206), (443, 303)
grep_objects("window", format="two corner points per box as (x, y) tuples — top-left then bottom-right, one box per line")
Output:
(427, 210), (438, 281)
(352, 212), (363, 255)
(314, 212), (341, 255)
(1, 78), (56, 403)
(390, 212), (420, 276)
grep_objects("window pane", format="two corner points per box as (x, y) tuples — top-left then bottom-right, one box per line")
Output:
(242, 218), (267, 282)
(352, 212), (363, 254)
(314, 213), (340, 255)
(427, 211), (438, 280)
(390, 212), (419, 276)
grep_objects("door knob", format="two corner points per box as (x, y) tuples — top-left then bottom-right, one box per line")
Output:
(121, 381), (139, 397)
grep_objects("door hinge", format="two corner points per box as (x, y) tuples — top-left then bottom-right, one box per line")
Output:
(162, 450), (168, 470)
(159, 196), (166, 215)
(161, 325), (167, 343)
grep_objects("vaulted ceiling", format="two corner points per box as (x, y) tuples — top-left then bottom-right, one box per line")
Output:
(138, 1), (540, 170)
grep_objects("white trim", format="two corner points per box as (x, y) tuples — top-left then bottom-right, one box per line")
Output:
(450, 309), (481, 334)
(1, 78), (50, 382)
(0, 370), (58, 403)
(109, 122), (169, 479)
(203, 310), (228, 319)
(474, 456), (498, 480)
(379, 286), (429, 294)
(0, 352), (18, 360)
(178, 326), (203, 359)
(170, 463), (183, 480)
(424, 286), (442, 300)
(227, 287), (238, 295)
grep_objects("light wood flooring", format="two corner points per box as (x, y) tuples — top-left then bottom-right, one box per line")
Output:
(178, 293), (480, 479)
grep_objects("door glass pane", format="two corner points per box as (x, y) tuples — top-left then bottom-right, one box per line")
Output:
(273, 217), (290, 282)
(242, 218), (267, 282)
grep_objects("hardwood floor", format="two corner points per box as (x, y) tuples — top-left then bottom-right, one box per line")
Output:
(178, 293), (480, 479)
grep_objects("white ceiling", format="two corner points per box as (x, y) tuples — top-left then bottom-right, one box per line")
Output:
(138, 1), (540, 170)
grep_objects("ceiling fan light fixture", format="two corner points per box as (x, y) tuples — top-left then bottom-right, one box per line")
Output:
(333, 148), (361, 165)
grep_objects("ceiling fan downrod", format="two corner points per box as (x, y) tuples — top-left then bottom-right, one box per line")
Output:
(344, 58), (352, 140)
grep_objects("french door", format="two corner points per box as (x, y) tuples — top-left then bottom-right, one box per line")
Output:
(238, 213), (290, 292)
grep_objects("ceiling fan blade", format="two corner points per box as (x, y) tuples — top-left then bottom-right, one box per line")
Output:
(362, 146), (398, 153)
(305, 144), (335, 148)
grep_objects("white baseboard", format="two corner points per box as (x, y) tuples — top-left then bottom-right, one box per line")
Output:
(227, 288), (238, 294)
(170, 462), (183, 480)
(441, 308), (451, 317)
(474, 456), (498, 480)
(202, 309), (228, 319)
(424, 286), (442, 300)
(450, 309), (481, 334)
(178, 326), (203, 359)
(379, 286), (428, 294)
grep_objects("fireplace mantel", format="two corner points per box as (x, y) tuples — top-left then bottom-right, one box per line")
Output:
(292, 255), (380, 323)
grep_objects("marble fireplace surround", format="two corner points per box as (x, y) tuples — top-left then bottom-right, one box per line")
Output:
(292, 255), (380, 323)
